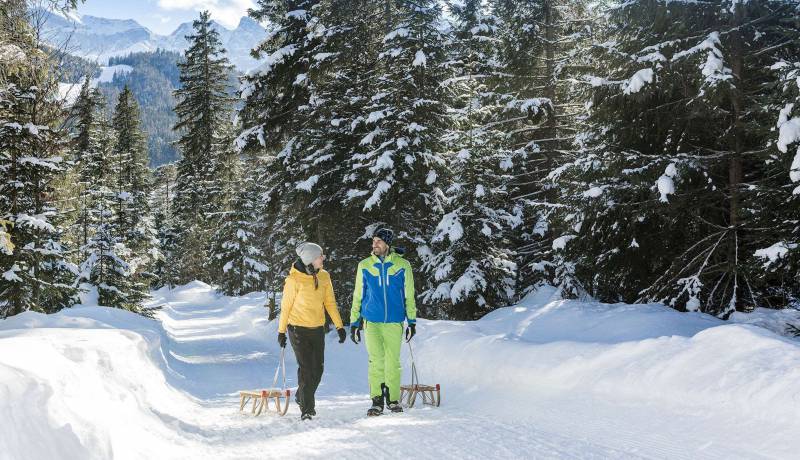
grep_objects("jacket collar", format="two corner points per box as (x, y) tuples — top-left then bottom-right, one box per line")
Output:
(293, 259), (319, 276)
(370, 251), (399, 264)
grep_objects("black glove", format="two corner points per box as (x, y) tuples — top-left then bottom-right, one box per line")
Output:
(337, 327), (346, 343)
(278, 332), (287, 348)
(350, 325), (361, 344)
(405, 324), (416, 342)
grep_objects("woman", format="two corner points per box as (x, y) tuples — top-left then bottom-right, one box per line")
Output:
(277, 242), (347, 420)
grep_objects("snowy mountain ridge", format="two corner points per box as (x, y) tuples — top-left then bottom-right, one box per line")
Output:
(0, 282), (798, 458)
(36, 8), (265, 70)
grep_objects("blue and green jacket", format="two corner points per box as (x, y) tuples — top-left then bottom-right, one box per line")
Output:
(350, 251), (416, 326)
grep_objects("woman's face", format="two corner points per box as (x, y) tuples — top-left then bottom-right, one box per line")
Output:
(312, 253), (325, 269)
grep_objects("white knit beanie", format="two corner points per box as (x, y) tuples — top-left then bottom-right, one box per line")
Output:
(296, 242), (323, 265)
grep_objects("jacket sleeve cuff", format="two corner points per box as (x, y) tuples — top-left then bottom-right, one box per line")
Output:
(406, 318), (416, 325)
(350, 318), (362, 328)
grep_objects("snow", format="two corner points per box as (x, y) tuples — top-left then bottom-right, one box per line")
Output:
(370, 150), (394, 172)
(657, 174), (675, 202)
(285, 10), (308, 20)
(384, 28), (410, 41)
(552, 234), (575, 250)
(312, 52), (337, 62)
(94, 65), (132, 83)
(246, 45), (297, 78)
(366, 110), (386, 124)
(364, 180), (391, 210)
(622, 68), (653, 95)
(412, 50), (427, 67)
(58, 65), (133, 106)
(587, 76), (611, 87)
(1, 283), (798, 458)
(425, 170), (437, 185)
(2, 264), (22, 282)
(450, 261), (485, 303)
(295, 175), (319, 191)
(754, 241), (797, 267)
(58, 82), (82, 106)
(671, 32), (732, 86)
(0, 44), (26, 64)
(730, 307), (800, 338)
(582, 186), (604, 198)
(776, 104), (800, 184)
(16, 213), (56, 232)
(432, 211), (464, 243)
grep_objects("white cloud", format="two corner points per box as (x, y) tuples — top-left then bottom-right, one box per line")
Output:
(157, 0), (254, 29)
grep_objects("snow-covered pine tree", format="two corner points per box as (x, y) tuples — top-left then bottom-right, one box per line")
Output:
(150, 163), (179, 289)
(68, 78), (105, 259)
(108, 86), (154, 309)
(211, 165), (270, 296)
(172, 10), (236, 285)
(76, 112), (131, 309)
(420, 0), (518, 319)
(261, 0), (385, 301)
(549, 0), (800, 315)
(239, 0), (320, 155)
(343, 0), (453, 304)
(757, 10), (800, 309)
(0, 1), (78, 317)
(236, 1), (324, 286)
(487, 0), (590, 298)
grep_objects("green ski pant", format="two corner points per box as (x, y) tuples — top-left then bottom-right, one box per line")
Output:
(364, 321), (403, 401)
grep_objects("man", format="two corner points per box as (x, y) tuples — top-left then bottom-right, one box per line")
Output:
(277, 242), (347, 420)
(350, 227), (417, 416)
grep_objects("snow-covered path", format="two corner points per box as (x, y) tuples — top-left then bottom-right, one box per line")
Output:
(2, 282), (799, 459)
(150, 284), (642, 459)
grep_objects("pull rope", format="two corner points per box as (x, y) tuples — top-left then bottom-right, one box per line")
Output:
(407, 340), (419, 388)
(272, 347), (286, 390)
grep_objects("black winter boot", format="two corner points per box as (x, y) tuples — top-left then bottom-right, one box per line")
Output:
(383, 384), (403, 413)
(367, 395), (384, 416)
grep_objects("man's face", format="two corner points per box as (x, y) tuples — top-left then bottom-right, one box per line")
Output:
(372, 237), (389, 256)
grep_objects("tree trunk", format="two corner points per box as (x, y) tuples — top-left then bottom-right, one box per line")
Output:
(726, 4), (745, 314)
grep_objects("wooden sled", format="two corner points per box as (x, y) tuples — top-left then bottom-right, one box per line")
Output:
(402, 340), (441, 408)
(239, 348), (290, 416)
(400, 383), (440, 408)
(239, 389), (291, 416)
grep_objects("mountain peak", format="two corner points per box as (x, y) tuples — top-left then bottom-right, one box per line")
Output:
(39, 11), (265, 70)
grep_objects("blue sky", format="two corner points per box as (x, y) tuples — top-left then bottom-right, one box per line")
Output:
(75, 0), (255, 34)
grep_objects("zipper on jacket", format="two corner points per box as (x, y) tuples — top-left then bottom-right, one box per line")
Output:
(381, 258), (388, 322)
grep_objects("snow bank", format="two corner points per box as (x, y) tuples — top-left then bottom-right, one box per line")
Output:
(2, 282), (799, 458)
(730, 307), (800, 338)
(412, 287), (800, 433)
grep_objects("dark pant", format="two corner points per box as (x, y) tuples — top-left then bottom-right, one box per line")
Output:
(288, 325), (325, 415)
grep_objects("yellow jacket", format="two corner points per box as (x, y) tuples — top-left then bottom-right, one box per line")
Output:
(278, 266), (344, 333)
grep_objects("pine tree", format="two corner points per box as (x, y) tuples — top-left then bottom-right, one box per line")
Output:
(485, 0), (592, 298)
(106, 86), (154, 310)
(420, 0), (519, 319)
(211, 166), (270, 296)
(69, 78), (106, 261)
(172, 10), (236, 284)
(150, 164), (179, 289)
(236, 0), (326, 300)
(549, 0), (800, 315)
(0, 1), (78, 317)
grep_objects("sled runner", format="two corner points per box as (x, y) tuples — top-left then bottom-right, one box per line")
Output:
(400, 340), (441, 408)
(239, 348), (290, 416)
